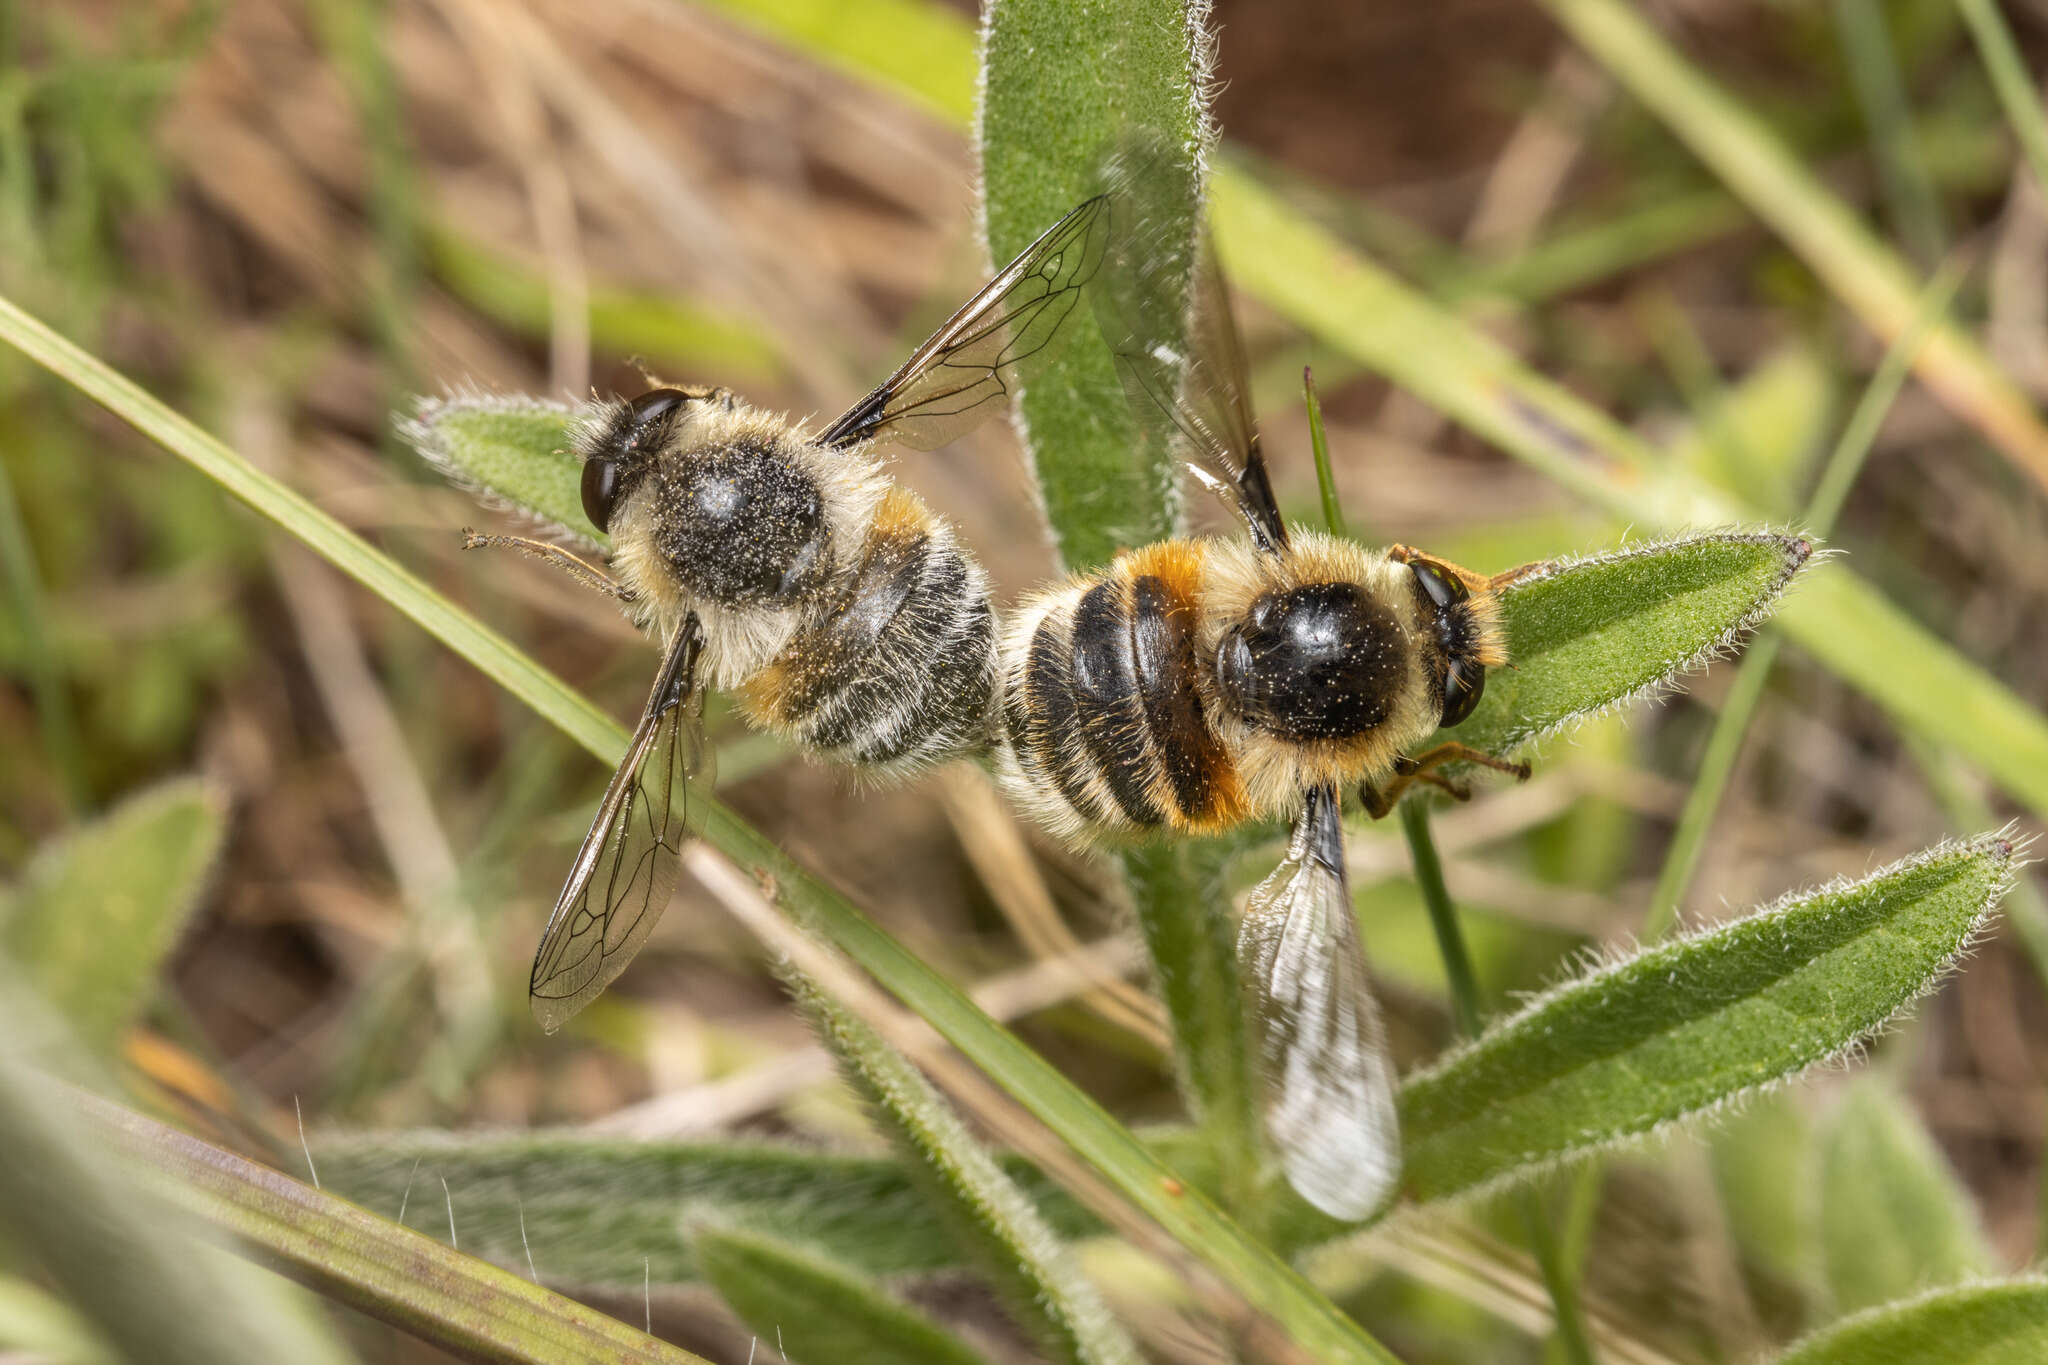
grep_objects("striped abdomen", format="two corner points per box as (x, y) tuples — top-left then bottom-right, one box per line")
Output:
(995, 541), (1248, 841)
(741, 487), (995, 779)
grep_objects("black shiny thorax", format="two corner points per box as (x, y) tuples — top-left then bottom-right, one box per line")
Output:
(646, 435), (829, 606)
(1216, 582), (1406, 742)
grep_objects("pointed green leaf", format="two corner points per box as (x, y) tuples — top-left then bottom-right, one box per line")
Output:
(978, 0), (1207, 572)
(1397, 834), (2019, 1203)
(311, 1132), (1097, 1290)
(1445, 530), (1814, 760)
(400, 395), (594, 546)
(1818, 1077), (1995, 1316)
(695, 1224), (991, 1365)
(1775, 1280), (2048, 1365)
(788, 965), (1139, 1365)
(3, 778), (226, 1058)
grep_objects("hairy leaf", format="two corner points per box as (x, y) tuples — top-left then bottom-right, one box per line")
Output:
(1397, 834), (2019, 1203)
(1775, 1280), (2048, 1365)
(1818, 1077), (1994, 1316)
(695, 1225), (991, 1365)
(400, 394), (594, 546)
(978, 0), (1208, 572)
(788, 965), (1138, 1365)
(1448, 530), (1813, 760)
(3, 778), (225, 1059)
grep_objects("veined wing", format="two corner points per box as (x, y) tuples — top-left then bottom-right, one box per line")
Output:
(816, 195), (1111, 452)
(1092, 141), (1288, 554)
(1238, 785), (1400, 1219)
(531, 615), (712, 1032)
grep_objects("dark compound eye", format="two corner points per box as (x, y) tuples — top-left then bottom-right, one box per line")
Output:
(1410, 558), (1469, 610)
(628, 388), (690, 427)
(581, 456), (623, 532)
(1440, 656), (1486, 728)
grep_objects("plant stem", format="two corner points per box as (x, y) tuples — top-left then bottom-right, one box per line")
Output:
(1955, 0), (2048, 206)
(1304, 367), (1345, 536)
(1399, 798), (1598, 1363)
(1398, 800), (1480, 1039)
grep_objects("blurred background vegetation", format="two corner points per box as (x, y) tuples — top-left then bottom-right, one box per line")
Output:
(5, 0), (2048, 1361)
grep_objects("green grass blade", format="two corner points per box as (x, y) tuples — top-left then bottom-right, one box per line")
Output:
(1831, 0), (1946, 265)
(1774, 1280), (2048, 1365)
(1818, 1077), (1995, 1317)
(695, 1226), (992, 1365)
(0, 288), (1400, 1365)
(698, 0), (976, 125)
(3, 777), (225, 1059)
(1536, 0), (2048, 489)
(1448, 531), (1812, 761)
(789, 963), (1138, 1365)
(1955, 0), (2048, 205)
(68, 1087), (710, 1364)
(1396, 833), (2019, 1203)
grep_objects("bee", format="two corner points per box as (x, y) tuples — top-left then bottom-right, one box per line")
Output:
(466, 198), (1111, 1032)
(991, 166), (1529, 1219)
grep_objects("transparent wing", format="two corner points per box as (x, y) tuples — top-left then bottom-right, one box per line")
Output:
(816, 195), (1112, 452)
(530, 615), (713, 1032)
(1093, 143), (1288, 553)
(1238, 785), (1400, 1219)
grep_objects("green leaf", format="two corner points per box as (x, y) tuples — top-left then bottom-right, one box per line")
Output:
(978, 0), (1208, 573)
(694, 1225), (991, 1365)
(1774, 1280), (2048, 1365)
(401, 395), (595, 546)
(1396, 834), (2019, 1203)
(1447, 531), (1813, 761)
(787, 963), (1138, 1365)
(312, 1132), (1092, 1289)
(70, 1089), (712, 1364)
(1818, 1077), (1995, 1316)
(3, 777), (225, 1058)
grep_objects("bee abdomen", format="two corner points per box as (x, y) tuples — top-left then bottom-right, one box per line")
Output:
(744, 490), (994, 778)
(998, 547), (1243, 839)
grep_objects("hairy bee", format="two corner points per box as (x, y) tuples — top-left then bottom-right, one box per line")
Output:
(476, 197), (1111, 1032)
(992, 169), (1528, 1219)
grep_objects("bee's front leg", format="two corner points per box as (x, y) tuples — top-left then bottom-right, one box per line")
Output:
(461, 530), (634, 602)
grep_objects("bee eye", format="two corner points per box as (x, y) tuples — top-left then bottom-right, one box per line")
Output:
(581, 456), (623, 532)
(1410, 559), (1468, 609)
(1440, 657), (1485, 728)
(628, 388), (690, 426)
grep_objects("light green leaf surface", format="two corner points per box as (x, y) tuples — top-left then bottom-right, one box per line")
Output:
(402, 396), (595, 547)
(1396, 834), (2018, 1203)
(3, 777), (225, 1058)
(695, 1225), (992, 1365)
(311, 1132), (1088, 1289)
(0, 297), (1400, 1365)
(979, 0), (1206, 572)
(1818, 1077), (1995, 1316)
(1447, 531), (1812, 760)
(1775, 1280), (2048, 1365)
(790, 966), (1137, 1364)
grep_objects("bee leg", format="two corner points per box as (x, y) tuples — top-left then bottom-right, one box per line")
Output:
(460, 529), (633, 602)
(1359, 745), (1529, 819)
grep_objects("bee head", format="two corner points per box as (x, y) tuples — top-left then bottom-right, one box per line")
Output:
(1216, 581), (1405, 742)
(576, 388), (708, 533)
(1398, 553), (1504, 728)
